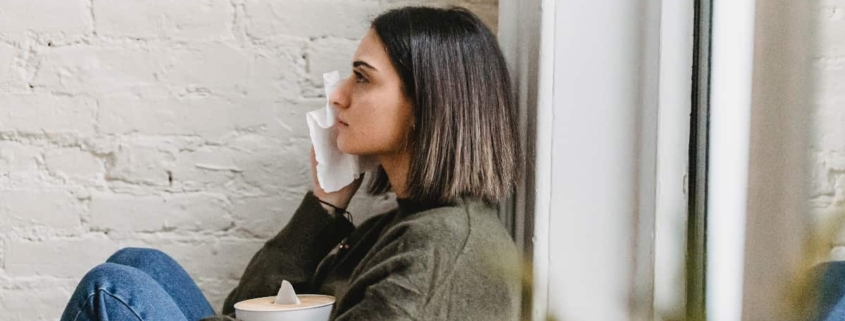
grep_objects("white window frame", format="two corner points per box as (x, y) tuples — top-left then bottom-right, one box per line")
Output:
(499, 0), (691, 320)
(499, 0), (813, 320)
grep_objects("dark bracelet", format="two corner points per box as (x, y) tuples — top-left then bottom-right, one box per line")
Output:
(318, 199), (353, 224)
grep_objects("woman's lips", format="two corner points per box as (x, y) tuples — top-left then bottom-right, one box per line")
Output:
(337, 119), (349, 127)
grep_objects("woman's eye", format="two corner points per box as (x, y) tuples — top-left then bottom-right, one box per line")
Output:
(353, 71), (368, 84)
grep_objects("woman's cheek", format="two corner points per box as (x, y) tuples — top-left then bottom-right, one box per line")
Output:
(337, 127), (365, 155)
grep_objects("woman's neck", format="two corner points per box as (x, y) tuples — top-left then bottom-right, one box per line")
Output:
(377, 150), (412, 199)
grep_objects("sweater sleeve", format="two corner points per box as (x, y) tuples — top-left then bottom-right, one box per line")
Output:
(220, 190), (355, 315)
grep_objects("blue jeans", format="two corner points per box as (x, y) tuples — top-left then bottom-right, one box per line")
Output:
(817, 262), (845, 321)
(60, 247), (215, 321)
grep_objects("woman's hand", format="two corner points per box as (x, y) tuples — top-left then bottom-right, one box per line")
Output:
(310, 145), (363, 210)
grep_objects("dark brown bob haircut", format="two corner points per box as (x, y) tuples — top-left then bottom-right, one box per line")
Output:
(367, 6), (523, 206)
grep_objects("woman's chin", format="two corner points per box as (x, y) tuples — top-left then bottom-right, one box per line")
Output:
(337, 140), (374, 156)
(336, 142), (356, 155)
(337, 145), (369, 157)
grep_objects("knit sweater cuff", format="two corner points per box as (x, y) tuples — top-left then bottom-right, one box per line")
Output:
(265, 190), (355, 263)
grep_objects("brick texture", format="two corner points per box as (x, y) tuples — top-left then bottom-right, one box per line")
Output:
(0, 0), (498, 317)
(814, 2), (845, 255)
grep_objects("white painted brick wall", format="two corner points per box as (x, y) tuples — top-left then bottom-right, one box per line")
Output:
(0, 0), (498, 319)
(815, 1), (845, 258)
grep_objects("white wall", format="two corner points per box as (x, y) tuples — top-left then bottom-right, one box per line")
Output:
(813, 1), (845, 256)
(0, 1), (498, 319)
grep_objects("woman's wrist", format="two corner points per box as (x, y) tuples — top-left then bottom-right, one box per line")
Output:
(317, 198), (346, 212)
(316, 197), (353, 223)
(313, 192), (349, 210)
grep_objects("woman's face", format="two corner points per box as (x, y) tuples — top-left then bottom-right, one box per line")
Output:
(330, 29), (414, 156)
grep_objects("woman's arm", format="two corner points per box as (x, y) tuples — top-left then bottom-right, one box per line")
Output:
(219, 190), (355, 315)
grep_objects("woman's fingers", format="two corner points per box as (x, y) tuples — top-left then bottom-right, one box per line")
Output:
(309, 145), (362, 209)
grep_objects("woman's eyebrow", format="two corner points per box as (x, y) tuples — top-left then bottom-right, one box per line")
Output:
(353, 61), (377, 71)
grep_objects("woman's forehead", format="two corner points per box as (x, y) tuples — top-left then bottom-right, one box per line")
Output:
(352, 30), (389, 69)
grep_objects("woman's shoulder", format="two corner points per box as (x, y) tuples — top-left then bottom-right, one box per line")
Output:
(377, 201), (521, 316)
(383, 200), (516, 254)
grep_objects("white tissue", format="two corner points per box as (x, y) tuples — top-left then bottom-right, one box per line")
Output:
(274, 280), (300, 305)
(306, 71), (379, 193)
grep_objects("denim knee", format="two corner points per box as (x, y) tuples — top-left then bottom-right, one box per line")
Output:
(107, 247), (172, 266)
(89, 249), (213, 321)
(82, 263), (130, 285)
(63, 263), (143, 321)
(76, 263), (149, 294)
(63, 263), (188, 321)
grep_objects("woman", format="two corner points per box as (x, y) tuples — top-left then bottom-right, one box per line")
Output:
(60, 6), (522, 321)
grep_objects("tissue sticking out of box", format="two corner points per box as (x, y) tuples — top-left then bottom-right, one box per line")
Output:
(274, 280), (301, 305)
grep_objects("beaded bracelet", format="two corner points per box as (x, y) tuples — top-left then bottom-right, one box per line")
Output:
(318, 199), (354, 224)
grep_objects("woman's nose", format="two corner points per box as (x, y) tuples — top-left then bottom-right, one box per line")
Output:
(329, 77), (351, 110)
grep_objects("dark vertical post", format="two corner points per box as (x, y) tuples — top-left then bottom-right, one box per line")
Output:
(687, 0), (712, 320)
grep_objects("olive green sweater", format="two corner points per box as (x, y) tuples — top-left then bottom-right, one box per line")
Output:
(201, 191), (521, 321)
